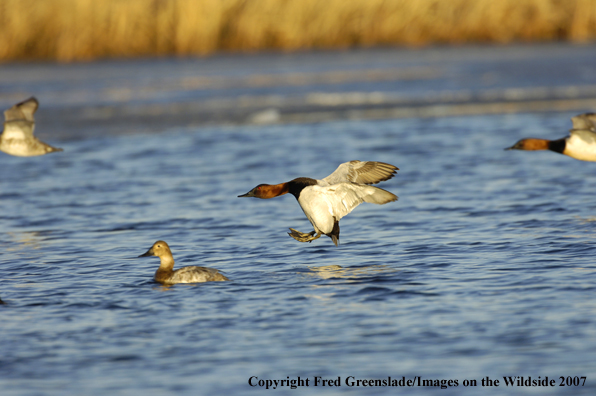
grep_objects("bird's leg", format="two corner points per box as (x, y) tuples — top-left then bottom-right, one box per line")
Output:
(288, 228), (322, 243)
(288, 228), (315, 240)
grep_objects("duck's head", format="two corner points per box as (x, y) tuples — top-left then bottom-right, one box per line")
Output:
(505, 138), (549, 151)
(238, 184), (271, 199)
(139, 240), (171, 258)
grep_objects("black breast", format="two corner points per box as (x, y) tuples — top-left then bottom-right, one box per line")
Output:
(288, 177), (317, 199)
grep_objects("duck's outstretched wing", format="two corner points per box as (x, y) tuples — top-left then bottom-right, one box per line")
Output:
(3, 97), (38, 139)
(322, 160), (398, 185)
(571, 113), (596, 132)
(4, 97), (38, 123)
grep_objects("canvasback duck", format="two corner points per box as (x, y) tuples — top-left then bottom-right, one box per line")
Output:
(1, 97), (63, 157)
(506, 113), (596, 161)
(238, 160), (398, 246)
(138, 240), (229, 284)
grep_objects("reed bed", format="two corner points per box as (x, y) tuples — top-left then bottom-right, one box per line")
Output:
(0, 0), (594, 62)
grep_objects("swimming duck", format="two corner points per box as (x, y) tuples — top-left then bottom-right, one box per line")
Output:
(238, 160), (398, 246)
(506, 113), (596, 161)
(138, 240), (229, 284)
(1, 97), (63, 157)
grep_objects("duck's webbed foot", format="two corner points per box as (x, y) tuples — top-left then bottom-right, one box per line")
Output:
(288, 228), (322, 243)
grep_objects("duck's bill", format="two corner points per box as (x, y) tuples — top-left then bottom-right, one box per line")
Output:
(238, 191), (252, 197)
(138, 248), (154, 257)
(504, 141), (523, 150)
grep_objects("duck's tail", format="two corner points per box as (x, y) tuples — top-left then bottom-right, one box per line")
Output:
(329, 218), (340, 246)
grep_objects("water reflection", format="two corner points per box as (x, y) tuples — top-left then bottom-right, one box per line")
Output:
(575, 216), (596, 225)
(305, 264), (397, 280)
(3, 231), (49, 251)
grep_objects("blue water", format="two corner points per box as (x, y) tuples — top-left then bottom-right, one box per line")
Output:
(2, 44), (596, 395)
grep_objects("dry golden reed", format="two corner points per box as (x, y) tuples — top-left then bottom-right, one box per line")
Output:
(0, 0), (595, 62)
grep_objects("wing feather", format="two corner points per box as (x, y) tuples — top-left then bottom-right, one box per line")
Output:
(169, 266), (228, 283)
(570, 113), (596, 132)
(322, 160), (398, 185)
(4, 97), (38, 122)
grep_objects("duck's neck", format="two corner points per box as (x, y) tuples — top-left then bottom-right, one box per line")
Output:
(548, 138), (566, 155)
(155, 255), (175, 281)
(287, 177), (318, 199)
(260, 178), (317, 199)
(158, 255), (175, 271)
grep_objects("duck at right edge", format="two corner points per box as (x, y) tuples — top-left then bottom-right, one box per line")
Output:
(506, 113), (596, 161)
(1, 97), (63, 157)
(238, 160), (398, 246)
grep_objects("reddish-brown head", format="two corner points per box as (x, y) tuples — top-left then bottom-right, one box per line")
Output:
(238, 184), (270, 199)
(505, 138), (550, 151)
(238, 183), (289, 199)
